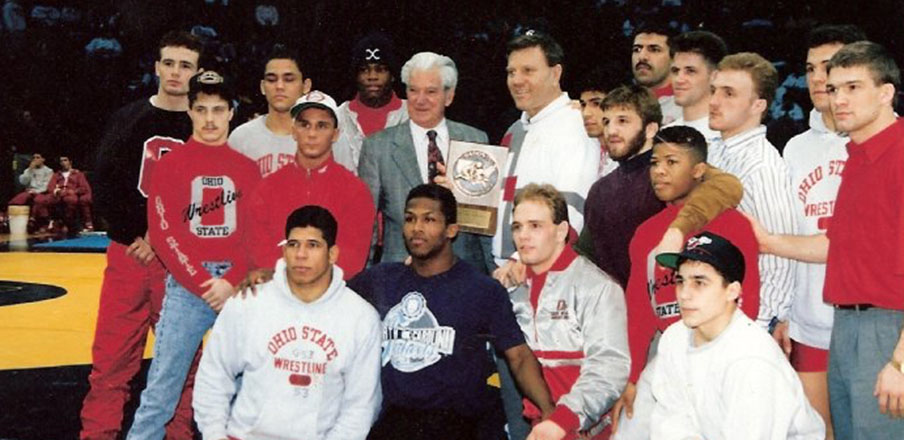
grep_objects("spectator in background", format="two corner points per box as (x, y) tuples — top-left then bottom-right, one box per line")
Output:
(9, 153), (53, 232)
(334, 32), (409, 174)
(47, 156), (93, 233)
(229, 44), (311, 177)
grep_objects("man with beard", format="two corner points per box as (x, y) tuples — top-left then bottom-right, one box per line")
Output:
(229, 44), (311, 177)
(348, 184), (555, 440)
(334, 32), (409, 173)
(631, 22), (681, 126)
(575, 85), (742, 288)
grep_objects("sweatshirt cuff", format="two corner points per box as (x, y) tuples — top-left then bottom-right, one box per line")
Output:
(549, 404), (580, 433)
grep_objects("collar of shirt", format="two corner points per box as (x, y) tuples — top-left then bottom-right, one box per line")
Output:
(519, 92), (570, 128)
(410, 118), (450, 183)
(847, 117), (904, 163)
(720, 125), (767, 151)
(652, 82), (674, 99)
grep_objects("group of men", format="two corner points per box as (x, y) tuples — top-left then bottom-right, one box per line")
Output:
(73, 19), (904, 440)
(8, 152), (93, 234)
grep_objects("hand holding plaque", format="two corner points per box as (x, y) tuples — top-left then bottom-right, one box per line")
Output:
(447, 140), (509, 236)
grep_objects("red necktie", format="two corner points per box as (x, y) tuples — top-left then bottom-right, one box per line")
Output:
(427, 129), (443, 183)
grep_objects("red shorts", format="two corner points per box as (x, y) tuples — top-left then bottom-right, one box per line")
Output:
(790, 339), (829, 372)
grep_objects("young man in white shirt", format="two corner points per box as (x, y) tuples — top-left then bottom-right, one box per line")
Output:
(650, 231), (824, 440)
(664, 30), (727, 145)
(775, 24), (866, 440)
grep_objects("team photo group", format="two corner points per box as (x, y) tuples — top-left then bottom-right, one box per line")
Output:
(54, 15), (904, 440)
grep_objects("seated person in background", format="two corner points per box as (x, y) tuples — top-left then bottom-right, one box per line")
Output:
(650, 232), (824, 440)
(47, 156), (93, 232)
(9, 152), (54, 232)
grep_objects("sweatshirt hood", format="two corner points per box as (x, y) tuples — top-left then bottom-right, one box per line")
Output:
(272, 258), (346, 308)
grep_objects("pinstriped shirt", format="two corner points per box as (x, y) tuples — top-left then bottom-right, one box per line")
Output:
(708, 126), (797, 326)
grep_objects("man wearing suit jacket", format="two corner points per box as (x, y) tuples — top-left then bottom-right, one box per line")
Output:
(358, 51), (494, 274)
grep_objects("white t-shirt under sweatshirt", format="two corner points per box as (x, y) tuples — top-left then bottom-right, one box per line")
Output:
(650, 309), (825, 440)
(193, 261), (382, 440)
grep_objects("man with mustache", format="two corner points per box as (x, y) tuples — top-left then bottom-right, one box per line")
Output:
(632, 22), (681, 126)
(333, 32), (409, 174)
(229, 44), (311, 177)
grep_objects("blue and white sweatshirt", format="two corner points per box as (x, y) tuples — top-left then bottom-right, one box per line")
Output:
(193, 261), (383, 440)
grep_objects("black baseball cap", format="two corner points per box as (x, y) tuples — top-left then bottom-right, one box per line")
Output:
(656, 231), (745, 283)
(351, 32), (398, 71)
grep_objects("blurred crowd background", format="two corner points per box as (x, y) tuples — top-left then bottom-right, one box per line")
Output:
(2, 0), (903, 207)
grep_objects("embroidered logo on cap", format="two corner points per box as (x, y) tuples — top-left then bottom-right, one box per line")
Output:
(305, 91), (327, 102)
(197, 71), (224, 84)
(364, 48), (381, 61)
(685, 235), (712, 250)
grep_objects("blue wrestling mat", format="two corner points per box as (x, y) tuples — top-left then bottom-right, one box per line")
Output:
(32, 234), (110, 252)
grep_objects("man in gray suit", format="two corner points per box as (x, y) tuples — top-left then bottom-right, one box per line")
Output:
(359, 51), (494, 273)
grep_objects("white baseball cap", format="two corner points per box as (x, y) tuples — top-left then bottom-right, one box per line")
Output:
(290, 90), (339, 123)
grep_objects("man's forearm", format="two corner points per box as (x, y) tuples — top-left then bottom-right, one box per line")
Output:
(763, 233), (829, 263)
(506, 346), (556, 416)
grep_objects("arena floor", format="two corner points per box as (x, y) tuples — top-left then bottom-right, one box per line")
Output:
(0, 233), (155, 440)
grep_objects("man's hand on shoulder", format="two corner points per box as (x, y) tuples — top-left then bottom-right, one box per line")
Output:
(492, 259), (526, 288)
(235, 268), (275, 297)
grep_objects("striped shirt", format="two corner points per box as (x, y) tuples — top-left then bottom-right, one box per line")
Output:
(708, 126), (797, 326)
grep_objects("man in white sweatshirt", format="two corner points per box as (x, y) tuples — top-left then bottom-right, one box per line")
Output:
(193, 205), (382, 440)
(650, 231), (824, 440)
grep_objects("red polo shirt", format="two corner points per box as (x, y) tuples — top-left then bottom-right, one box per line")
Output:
(824, 118), (904, 310)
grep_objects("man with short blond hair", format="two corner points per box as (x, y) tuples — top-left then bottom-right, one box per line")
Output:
(707, 51), (797, 330)
(510, 183), (629, 440)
